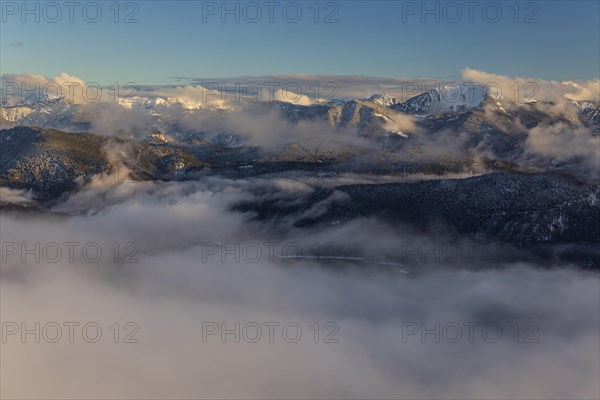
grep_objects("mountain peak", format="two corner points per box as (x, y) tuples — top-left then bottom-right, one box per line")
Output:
(368, 92), (400, 107)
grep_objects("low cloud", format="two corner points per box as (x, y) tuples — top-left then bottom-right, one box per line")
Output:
(1, 178), (598, 399)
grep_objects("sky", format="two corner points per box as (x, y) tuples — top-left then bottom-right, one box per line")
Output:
(1, 0), (599, 85)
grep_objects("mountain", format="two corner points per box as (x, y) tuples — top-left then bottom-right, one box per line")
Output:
(0, 127), (208, 198)
(1, 89), (597, 173)
(0, 126), (455, 199)
(270, 98), (398, 135)
(236, 171), (600, 267)
(391, 84), (488, 114)
(1, 125), (598, 268)
(116, 94), (232, 111)
(2, 87), (597, 138)
(367, 93), (401, 107)
(0, 97), (89, 131)
(570, 100), (600, 132)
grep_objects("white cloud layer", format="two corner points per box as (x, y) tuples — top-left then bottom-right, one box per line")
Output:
(1, 178), (599, 399)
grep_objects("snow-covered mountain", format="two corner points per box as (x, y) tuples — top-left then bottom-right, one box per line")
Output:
(0, 91), (233, 130)
(116, 95), (232, 111)
(367, 93), (401, 107)
(0, 97), (86, 131)
(392, 84), (489, 115)
(2, 87), (598, 140)
(568, 100), (600, 131)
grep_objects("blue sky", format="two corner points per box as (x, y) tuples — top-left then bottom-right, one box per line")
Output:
(1, 0), (599, 84)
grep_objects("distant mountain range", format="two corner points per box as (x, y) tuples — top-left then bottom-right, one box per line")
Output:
(2, 86), (598, 135)
(1, 87), (598, 197)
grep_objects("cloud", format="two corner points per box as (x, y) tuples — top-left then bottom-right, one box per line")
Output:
(1, 178), (598, 399)
(1, 72), (93, 105)
(273, 88), (321, 105)
(0, 187), (31, 203)
(383, 111), (420, 135)
(462, 68), (600, 103)
(522, 122), (600, 174)
(166, 74), (442, 101)
(8, 42), (23, 47)
(142, 85), (233, 110)
(3, 70), (598, 109)
(80, 102), (155, 137)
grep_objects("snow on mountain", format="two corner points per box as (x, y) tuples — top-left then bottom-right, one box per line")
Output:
(0, 106), (35, 123)
(0, 97), (85, 130)
(117, 95), (232, 111)
(568, 100), (600, 131)
(2, 87), (598, 141)
(392, 84), (488, 115)
(580, 101), (600, 127)
(0, 92), (233, 131)
(367, 93), (401, 107)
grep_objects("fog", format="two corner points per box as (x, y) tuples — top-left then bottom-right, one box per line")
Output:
(1, 177), (598, 399)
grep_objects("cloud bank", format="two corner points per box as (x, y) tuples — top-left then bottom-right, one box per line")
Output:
(1, 178), (599, 399)
(462, 68), (600, 103)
